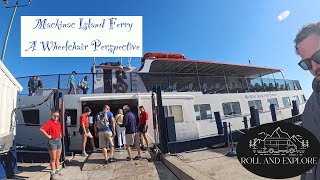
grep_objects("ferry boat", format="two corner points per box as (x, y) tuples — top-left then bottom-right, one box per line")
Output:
(14, 52), (306, 151)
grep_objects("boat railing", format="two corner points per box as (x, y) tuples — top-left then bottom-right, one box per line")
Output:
(16, 72), (303, 96)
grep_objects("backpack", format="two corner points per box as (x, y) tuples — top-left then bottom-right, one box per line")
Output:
(96, 112), (109, 130)
(77, 80), (82, 88)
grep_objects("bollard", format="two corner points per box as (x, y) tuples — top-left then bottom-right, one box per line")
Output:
(223, 122), (229, 147)
(225, 122), (237, 157)
(270, 104), (277, 122)
(250, 106), (260, 127)
(214, 112), (223, 135)
(243, 116), (248, 129)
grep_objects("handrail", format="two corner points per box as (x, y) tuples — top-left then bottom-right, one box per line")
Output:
(15, 72), (304, 96)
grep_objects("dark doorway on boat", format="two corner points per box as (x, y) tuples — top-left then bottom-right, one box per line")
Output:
(103, 69), (112, 93)
(81, 99), (139, 149)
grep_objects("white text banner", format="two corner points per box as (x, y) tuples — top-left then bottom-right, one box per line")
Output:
(21, 16), (142, 57)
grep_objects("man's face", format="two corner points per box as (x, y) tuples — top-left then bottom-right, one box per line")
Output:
(297, 33), (320, 80)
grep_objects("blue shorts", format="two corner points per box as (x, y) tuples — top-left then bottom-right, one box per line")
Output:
(47, 138), (62, 151)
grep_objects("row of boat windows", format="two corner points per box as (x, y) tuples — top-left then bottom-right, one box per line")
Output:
(21, 95), (306, 125)
(163, 95), (306, 122)
(22, 109), (78, 126)
(247, 95), (306, 111)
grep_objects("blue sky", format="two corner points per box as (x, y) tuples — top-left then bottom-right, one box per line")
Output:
(0, 0), (319, 98)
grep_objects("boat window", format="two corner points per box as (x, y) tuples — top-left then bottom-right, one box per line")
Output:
(22, 110), (40, 126)
(163, 105), (183, 123)
(293, 96), (300, 105)
(267, 98), (279, 109)
(65, 109), (77, 126)
(194, 104), (212, 120)
(282, 97), (291, 107)
(248, 100), (263, 111)
(222, 102), (241, 115)
(301, 95), (307, 103)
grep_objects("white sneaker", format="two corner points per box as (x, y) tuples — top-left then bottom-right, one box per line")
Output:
(55, 169), (62, 176)
(82, 152), (89, 157)
(51, 173), (58, 180)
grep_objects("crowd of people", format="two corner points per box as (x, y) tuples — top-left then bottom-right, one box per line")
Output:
(27, 71), (90, 96)
(67, 71), (90, 95)
(39, 104), (149, 180)
(27, 76), (43, 96)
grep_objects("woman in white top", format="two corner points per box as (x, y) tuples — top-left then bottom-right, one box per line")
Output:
(115, 108), (126, 148)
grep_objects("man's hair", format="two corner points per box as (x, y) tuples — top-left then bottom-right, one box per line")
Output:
(139, 106), (145, 110)
(117, 108), (123, 114)
(83, 107), (91, 113)
(103, 105), (110, 110)
(123, 105), (130, 111)
(294, 22), (320, 55)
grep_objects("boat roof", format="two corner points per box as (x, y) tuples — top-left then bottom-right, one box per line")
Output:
(139, 58), (282, 78)
(0, 61), (23, 91)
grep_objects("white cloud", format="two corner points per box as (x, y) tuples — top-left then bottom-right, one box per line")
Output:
(277, 10), (290, 21)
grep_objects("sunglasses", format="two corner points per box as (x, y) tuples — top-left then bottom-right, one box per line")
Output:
(298, 49), (320, 70)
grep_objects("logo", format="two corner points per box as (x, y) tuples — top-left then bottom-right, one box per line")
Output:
(236, 122), (320, 179)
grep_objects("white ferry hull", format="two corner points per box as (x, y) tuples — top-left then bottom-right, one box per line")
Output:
(16, 90), (306, 151)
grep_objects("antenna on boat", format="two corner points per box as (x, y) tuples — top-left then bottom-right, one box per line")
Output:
(92, 57), (96, 93)
(93, 57), (96, 72)
(120, 57), (122, 65)
(128, 57), (132, 67)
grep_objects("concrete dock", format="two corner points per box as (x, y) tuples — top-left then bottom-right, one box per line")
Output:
(59, 148), (178, 180)
(9, 163), (51, 180)
(162, 145), (301, 180)
(10, 145), (305, 180)
(11, 148), (178, 180)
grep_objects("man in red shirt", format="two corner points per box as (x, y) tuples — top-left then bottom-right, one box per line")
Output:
(40, 110), (62, 180)
(138, 106), (149, 150)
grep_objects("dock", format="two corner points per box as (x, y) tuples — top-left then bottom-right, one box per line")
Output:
(11, 148), (178, 180)
(162, 145), (301, 180)
(11, 145), (304, 180)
